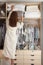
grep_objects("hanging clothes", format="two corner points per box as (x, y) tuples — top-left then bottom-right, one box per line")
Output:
(0, 20), (6, 49)
(34, 27), (39, 39)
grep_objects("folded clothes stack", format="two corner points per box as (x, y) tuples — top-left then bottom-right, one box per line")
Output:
(25, 5), (41, 18)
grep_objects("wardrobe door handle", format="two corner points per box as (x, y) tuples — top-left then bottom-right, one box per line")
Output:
(14, 59), (17, 60)
(31, 55), (34, 56)
(14, 63), (17, 65)
(30, 59), (34, 61)
(15, 54), (17, 56)
(31, 64), (34, 65)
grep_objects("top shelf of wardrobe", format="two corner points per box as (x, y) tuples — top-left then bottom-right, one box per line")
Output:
(7, 2), (41, 5)
(23, 18), (41, 20)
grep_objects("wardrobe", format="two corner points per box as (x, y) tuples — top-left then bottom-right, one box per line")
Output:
(0, 2), (42, 65)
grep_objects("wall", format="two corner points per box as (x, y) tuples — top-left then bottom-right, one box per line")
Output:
(41, 2), (43, 65)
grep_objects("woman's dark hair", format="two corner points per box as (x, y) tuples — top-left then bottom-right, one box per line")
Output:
(9, 11), (18, 27)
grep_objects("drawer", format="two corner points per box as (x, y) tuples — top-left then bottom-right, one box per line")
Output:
(23, 59), (41, 64)
(16, 56), (23, 59)
(16, 59), (23, 63)
(24, 55), (41, 59)
(16, 63), (23, 65)
(16, 50), (23, 54)
(23, 63), (30, 65)
(16, 50), (41, 56)
(23, 50), (41, 56)
(30, 63), (41, 65)
(24, 63), (41, 65)
(16, 54), (23, 57)
(15, 62), (41, 65)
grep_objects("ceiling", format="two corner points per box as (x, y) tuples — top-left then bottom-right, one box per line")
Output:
(0, 0), (43, 2)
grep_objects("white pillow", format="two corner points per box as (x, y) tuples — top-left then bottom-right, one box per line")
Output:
(24, 11), (41, 18)
(26, 5), (38, 12)
(14, 4), (25, 11)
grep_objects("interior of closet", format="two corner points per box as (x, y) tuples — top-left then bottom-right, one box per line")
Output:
(0, 2), (41, 65)
(6, 3), (41, 50)
(0, 2), (41, 50)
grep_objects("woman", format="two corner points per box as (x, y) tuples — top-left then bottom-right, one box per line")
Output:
(3, 11), (18, 65)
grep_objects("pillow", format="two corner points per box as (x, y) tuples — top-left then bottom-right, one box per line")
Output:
(26, 5), (39, 12)
(24, 11), (41, 18)
(14, 4), (25, 11)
